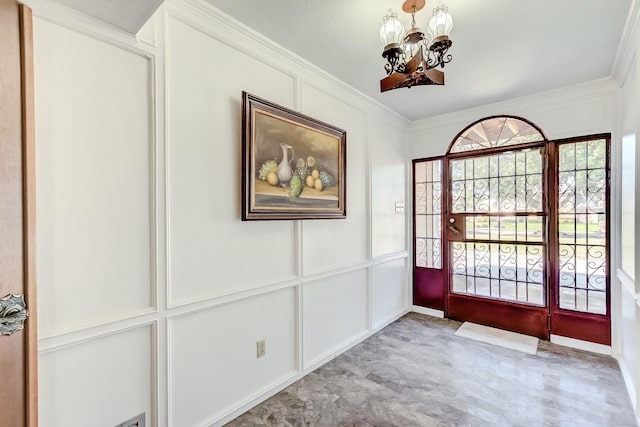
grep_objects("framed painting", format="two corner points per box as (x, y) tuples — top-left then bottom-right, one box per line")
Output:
(242, 92), (347, 220)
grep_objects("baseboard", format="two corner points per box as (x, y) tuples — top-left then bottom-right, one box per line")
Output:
(619, 358), (638, 414)
(372, 308), (411, 332)
(304, 309), (409, 373)
(550, 334), (612, 355)
(211, 371), (300, 426)
(412, 305), (444, 318)
(214, 309), (409, 426)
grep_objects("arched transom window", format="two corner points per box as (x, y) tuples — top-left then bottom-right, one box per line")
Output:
(448, 116), (546, 154)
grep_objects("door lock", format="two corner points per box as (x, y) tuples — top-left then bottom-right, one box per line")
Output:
(0, 294), (28, 336)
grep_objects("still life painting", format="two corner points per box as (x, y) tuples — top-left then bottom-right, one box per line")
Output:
(242, 92), (347, 220)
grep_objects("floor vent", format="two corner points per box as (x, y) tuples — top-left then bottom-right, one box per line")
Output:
(115, 413), (145, 427)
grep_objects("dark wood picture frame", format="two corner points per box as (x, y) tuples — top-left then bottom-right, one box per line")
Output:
(242, 92), (347, 220)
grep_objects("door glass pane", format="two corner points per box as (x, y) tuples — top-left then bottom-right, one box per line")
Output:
(451, 242), (545, 305)
(451, 149), (543, 214)
(415, 159), (442, 269)
(557, 139), (608, 315)
(465, 215), (543, 242)
(450, 117), (545, 153)
(450, 145), (546, 307)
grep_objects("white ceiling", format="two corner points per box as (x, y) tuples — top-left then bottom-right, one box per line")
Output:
(53, 0), (164, 34)
(50, 0), (632, 121)
(205, 0), (632, 120)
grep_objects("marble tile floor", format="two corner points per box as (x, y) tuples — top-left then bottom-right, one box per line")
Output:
(227, 313), (637, 427)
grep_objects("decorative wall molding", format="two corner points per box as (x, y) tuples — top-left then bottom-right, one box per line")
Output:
(161, 8), (299, 310)
(38, 317), (157, 354)
(301, 261), (371, 284)
(162, 7), (299, 89)
(39, 260), (408, 353)
(166, 0), (410, 125)
(34, 1), (410, 425)
(370, 252), (409, 266)
(30, 2), (160, 340)
(25, 0), (155, 57)
(166, 279), (300, 319)
(215, 306), (407, 425)
(300, 77), (410, 129)
(618, 269), (638, 300)
(612, 0), (640, 85)
(409, 77), (618, 133)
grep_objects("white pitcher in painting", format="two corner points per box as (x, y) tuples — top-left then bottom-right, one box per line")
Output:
(277, 143), (294, 186)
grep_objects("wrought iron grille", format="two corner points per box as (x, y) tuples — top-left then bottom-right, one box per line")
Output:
(557, 139), (608, 314)
(415, 159), (442, 269)
(451, 242), (545, 305)
(449, 147), (546, 306)
(450, 149), (543, 214)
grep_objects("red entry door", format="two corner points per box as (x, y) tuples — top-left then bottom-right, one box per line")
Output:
(445, 145), (550, 339)
(413, 117), (611, 345)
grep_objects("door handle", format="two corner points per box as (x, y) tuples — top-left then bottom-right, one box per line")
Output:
(448, 224), (461, 234)
(0, 294), (28, 336)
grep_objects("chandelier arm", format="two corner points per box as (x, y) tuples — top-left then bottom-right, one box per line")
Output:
(424, 50), (438, 70)
(439, 53), (453, 68)
(384, 63), (393, 75)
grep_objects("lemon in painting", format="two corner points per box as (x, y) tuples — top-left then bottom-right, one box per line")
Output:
(306, 175), (315, 188)
(314, 178), (323, 191)
(311, 169), (319, 179)
(267, 171), (279, 186)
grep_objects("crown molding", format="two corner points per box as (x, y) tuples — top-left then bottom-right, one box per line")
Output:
(166, 0), (410, 126)
(612, 0), (640, 85)
(23, 0), (155, 57)
(409, 77), (618, 133)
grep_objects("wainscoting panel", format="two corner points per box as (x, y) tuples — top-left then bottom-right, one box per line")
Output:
(166, 15), (298, 306)
(39, 325), (153, 427)
(300, 83), (368, 276)
(303, 269), (368, 367)
(369, 117), (407, 258)
(372, 258), (408, 329)
(34, 17), (154, 336)
(168, 287), (297, 426)
(32, 1), (411, 426)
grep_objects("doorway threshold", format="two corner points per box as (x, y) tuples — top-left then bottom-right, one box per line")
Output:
(455, 322), (539, 355)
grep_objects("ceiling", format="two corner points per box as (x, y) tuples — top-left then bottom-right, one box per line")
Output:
(53, 0), (165, 33)
(205, 0), (632, 120)
(52, 0), (632, 121)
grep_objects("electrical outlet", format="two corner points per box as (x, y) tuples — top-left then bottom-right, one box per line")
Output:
(256, 339), (266, 358)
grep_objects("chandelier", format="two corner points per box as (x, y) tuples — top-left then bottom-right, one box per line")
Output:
(379, 0), (454, 92)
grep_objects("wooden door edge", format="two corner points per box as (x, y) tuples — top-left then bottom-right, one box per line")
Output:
(20, 4), (38, 426)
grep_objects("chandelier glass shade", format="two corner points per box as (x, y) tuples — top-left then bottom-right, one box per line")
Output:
(379, 0), (454, 92)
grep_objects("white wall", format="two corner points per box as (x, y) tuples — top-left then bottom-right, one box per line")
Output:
(409, 78), (617, 158)
(613, 2), (640, 420)
(617, 55), (638, 416)
(32, 0), (410, 426)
